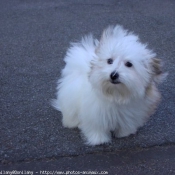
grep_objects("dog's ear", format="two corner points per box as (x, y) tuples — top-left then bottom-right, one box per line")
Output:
(151, 58), (162, 75)
(151, 58), (167, 83)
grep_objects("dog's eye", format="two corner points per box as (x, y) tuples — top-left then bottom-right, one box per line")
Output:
(125, 62), (133, 67)
(107, 58), (113, 64)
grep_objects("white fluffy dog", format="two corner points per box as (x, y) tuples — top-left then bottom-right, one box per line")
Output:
(53, 25), (166, 145)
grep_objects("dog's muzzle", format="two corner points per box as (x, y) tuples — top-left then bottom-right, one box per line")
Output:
(110, 71), (121, 84)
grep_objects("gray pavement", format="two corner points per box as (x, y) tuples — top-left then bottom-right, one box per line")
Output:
(0, 0), (175, 174)
(1, 146), (175, 175)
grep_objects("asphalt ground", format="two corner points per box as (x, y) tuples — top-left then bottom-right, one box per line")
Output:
(0, 0), (175, 174)
(0, 146), (175, 175)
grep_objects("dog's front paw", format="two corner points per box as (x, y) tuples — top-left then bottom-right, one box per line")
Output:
(85, 132), (111, 146)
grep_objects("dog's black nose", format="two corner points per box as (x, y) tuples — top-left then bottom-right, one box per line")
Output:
(110, 71), (119, 81)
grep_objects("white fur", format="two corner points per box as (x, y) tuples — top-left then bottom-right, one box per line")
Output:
(53, 25), (165, 145)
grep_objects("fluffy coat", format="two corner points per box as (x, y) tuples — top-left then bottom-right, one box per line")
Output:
(53, 25), (166, 145)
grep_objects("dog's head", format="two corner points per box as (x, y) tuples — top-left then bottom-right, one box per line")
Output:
(89, 25), (166, 103)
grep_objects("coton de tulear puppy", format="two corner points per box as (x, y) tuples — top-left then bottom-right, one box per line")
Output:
(53, 25), (166, 145)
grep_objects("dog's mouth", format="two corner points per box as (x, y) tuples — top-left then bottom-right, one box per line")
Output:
(110, 80), (121, 84)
